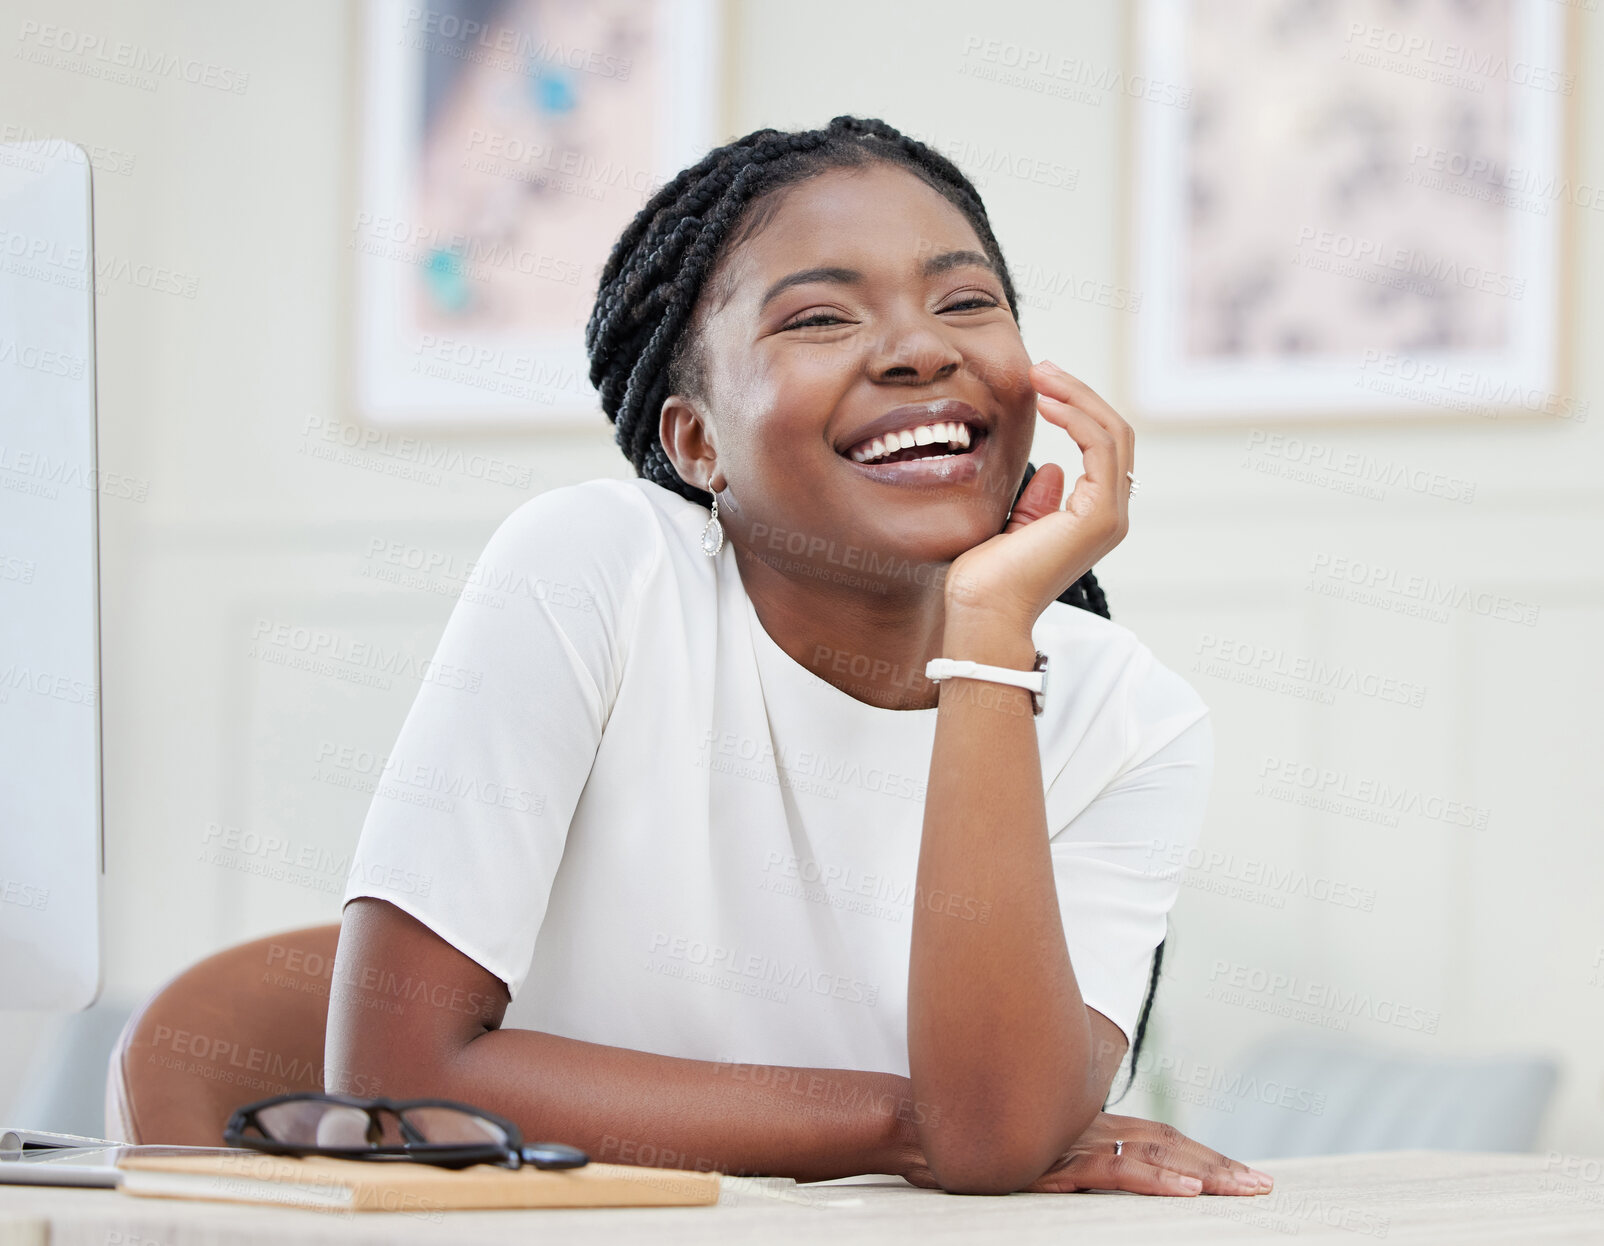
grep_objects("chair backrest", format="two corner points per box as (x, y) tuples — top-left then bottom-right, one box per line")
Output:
(105, 923), (341, 1145)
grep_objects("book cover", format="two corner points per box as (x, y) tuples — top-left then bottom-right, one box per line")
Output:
(117, 1152), (721, 1212)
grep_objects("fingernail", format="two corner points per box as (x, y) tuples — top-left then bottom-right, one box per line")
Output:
(1037, 359), (1062, 373)
(1176, 1175), (1203, 1193)
(1248, 1168), (1274, 1189)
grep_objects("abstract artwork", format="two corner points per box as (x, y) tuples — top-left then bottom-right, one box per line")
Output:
(353, 0), (720, 426)
(1128, 0), (1571, 421)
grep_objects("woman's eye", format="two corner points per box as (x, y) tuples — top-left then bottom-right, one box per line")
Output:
(783, 312), (849, 330)
(943, 297), (1001, 312)
(783, 297), (1001, 330)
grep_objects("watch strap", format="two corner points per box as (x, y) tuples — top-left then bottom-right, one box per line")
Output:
(925, 651), (1049, 715)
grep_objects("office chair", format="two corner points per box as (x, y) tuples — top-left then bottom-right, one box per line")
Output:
(104, 923), (340, 1145)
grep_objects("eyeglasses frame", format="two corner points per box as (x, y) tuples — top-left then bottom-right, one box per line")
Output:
(223, 1091), (585, 1172)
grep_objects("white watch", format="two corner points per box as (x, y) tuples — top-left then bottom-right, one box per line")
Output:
(925, 650), (1049, 716)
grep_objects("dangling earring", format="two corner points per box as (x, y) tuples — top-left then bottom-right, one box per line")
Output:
(700, 476), (724, 557)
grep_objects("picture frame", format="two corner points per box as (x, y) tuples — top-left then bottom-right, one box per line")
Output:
(1122, 0), (1578, 425)
(350, 0), (723, 429)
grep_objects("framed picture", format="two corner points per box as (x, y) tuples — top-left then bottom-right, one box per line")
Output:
(1124, 0), (1576, 423)
(351, 0), (722, 428)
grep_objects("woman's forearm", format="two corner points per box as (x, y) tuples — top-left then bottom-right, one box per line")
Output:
(326, 897), (918, 1184)
(906, 602), (1098, 1192)
(443, 1028), (918, 1182)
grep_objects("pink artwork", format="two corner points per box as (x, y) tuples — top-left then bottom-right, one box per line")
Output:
(353, 0), (721, 427)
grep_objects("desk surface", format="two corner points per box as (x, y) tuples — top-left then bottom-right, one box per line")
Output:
(1, 1150), (1601, 1245)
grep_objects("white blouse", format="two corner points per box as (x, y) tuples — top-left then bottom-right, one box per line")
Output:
(343, 476), (1213, 1074)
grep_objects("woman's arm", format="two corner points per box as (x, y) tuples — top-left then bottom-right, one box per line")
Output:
(908, 606), (1103, 1193)
(325, 898), (920, 1183)
(906, 363), (1139, 1193)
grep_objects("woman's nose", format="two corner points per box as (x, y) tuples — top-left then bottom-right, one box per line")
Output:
(866, 318), (964, 384)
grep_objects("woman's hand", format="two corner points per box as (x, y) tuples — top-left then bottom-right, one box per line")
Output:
(944, 362), (1134, 631)
(1017, 1112), (1274, 1196)
(896, 1111), (1274, 1197)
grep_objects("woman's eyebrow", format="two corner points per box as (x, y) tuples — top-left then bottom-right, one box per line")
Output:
(759, 266), (860, 309)
(757, 250), (998, 310)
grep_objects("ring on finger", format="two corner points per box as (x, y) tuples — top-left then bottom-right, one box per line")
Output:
(1126, 470), (1140, 498)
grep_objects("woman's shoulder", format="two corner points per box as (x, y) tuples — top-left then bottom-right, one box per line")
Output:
(486, 475), (703, 574)
(1034, 600), (1210, 750)
(464, 476), (711, 628)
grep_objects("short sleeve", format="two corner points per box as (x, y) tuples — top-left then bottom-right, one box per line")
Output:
(341, 480), (657, 999)
(1048, 656), (1214, 1046)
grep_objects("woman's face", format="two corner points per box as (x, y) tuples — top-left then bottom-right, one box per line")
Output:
(664, 161), (1038, 592)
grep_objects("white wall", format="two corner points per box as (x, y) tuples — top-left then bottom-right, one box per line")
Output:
(2, 0), (1600, 1157)
(728, 0), (1604, 1158)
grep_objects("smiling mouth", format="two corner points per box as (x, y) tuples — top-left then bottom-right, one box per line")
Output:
(843, 423), (986, 466)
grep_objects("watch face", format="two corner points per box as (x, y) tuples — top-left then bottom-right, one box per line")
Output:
(1032, 650), (1048, 715)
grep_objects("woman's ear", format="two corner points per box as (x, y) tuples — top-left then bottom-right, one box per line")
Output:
(659, 394), (718, 490)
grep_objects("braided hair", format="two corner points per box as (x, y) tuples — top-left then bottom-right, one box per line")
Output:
(585, 114), (1157, 1104)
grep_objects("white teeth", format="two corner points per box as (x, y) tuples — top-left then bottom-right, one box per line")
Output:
(848, 420), (978, 465)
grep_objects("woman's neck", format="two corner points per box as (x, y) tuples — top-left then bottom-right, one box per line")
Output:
(732, 542), (950, 711)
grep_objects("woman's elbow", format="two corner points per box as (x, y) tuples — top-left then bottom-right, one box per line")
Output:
(920, 1136), (1060, 1195)
(915, 1090), (1097, 1194)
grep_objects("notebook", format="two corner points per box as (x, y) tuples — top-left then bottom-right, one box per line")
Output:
(116, 1151), (722, 1212)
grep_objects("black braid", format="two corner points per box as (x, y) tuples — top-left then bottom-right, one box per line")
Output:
(1107, 938), (1166, 1107)
(586, 117), (1159, 1086)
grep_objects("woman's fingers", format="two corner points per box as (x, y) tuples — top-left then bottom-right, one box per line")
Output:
(1026, 1152), (1205, 1197)
(1100, 1114), (1274, 1194)
(1002, 461), (1066, 533)
(1031, 362), (1135, 458)
(947, 360), (1138, 627)
(1036, 395), (1119, 501)
(1029, 361), (1133, 528)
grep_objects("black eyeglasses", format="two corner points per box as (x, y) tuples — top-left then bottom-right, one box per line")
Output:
(223, 1093), (589, 1172)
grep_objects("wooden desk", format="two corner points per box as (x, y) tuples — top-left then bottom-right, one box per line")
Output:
(1, 1150), (1601, 1244)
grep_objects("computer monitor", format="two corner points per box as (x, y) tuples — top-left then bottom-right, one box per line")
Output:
(0, 140), (103, 1010)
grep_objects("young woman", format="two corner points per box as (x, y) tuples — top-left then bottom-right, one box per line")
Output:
(327, 115), (1272, 1198)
